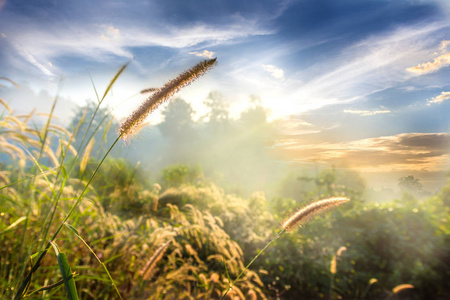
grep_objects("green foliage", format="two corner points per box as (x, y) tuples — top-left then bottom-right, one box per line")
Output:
(160, 164), (203, 188)
(261, 186), (449, 299)
(1, 87), (449, 299)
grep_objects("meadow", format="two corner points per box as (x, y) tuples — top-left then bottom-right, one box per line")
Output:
(0, 62), (449, 299)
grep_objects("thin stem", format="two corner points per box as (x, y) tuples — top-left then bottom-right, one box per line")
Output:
(220, 229), (286, 300)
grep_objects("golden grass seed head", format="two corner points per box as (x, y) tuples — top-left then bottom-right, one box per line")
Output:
(392, 284), (414, 294)
(282, 197), (350, 230)
(119, 58), (217, 139)
(141, 240), (172, 280)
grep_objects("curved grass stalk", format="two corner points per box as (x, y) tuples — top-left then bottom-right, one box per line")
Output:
(65, 223), (122, 299)
(221, 229), (286, 300)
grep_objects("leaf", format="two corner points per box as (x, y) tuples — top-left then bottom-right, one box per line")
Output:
(50, 241), (79, 300)
(30, 250), (44, 260)
(61, 165), (67, 178)
(0, 216), (27, 235)
(65, 223), (123, 299)
(64, 223), (80, 237)
(80, 138), (95, 174)
(100, 61), (130, 103)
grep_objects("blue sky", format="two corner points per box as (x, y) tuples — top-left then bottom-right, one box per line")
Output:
(1, 0), (449, 190)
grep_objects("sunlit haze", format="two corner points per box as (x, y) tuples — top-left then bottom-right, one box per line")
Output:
(1, 0), (449, 192)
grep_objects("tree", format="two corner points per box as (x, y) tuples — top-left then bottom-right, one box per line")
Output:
(398, 175), (423, 193)
(158, 98), (195, 139)
(204, 91), (229, 124)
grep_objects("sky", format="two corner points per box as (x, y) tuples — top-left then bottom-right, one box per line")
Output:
(0, 0), (449, 191)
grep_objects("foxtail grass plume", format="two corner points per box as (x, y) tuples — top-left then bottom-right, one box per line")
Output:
(119, 58), (217, 139)
(330, 247), (346, 274)
(392, 284), (414, 294)
(141, 240), (171, 280)
(282, 197), (349, 230)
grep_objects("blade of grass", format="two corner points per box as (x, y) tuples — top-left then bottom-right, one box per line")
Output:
(39, 105), (87, 247)
(88, 73), (100, 104)
(0, 167), (61, 191)
(14, 145), (58, 290)
(0, 77), (21, 89)
(14, 134), (122, 300)
(0, 216), (27, 236)
(14, 63), (129, 299)
(24, 273), (78, 297)
(100, 61), (129, 102)
(79, 138), (94, 174)
(65, 212), (122, 297)
(50, 241), (79, 300)
(69, 62), (129, 178)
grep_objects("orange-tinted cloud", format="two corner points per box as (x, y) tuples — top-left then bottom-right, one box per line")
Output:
(189, 50), (215, 59)
(406, 40), (450, 75)
(273, 133), (450, 173)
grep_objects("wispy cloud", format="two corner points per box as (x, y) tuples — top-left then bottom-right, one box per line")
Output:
(2, 18), (271, 76)
(262, 64), (284, 79)
(15, 47), (55, 77)
(272, 117), (317, 136)
(406, 39), (450, 75)
(283, 23), (449, 114)
(189, 50), (215, 59)
(100, 26), (120, 41)
(344, 109), (390, 116)
(217, 23), (449, 121)
(427, 91), (450, 105)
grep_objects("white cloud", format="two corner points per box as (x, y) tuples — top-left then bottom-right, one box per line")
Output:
(407, 52), (450, 75)
(189, 50), (215, 59)
(344, 109), (390, 116)
(261, 64), (284, 79)
(100, 26), (120, 41)
(427, 91), (450, 105)
(439, 40), (450, 53)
